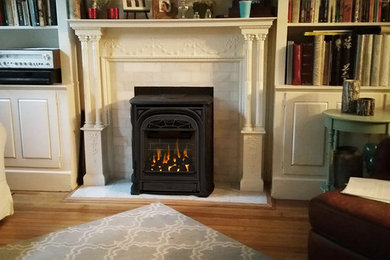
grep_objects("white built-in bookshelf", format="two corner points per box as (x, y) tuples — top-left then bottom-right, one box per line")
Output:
(271, 0), (390, 200)
(0, 0), (80, 191)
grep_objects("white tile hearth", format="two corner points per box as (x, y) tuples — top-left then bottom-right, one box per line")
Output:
(70, 180), (268, 205)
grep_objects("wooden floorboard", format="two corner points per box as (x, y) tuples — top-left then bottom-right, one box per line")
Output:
(0, 191), (310, 260)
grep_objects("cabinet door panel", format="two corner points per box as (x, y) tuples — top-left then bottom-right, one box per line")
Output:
(0, 99), (16, 158)
(291, 102), (327, 166)
(1, 91), (61, 168)
(278, 92), (341, 176)
(18, 99), (52, 159)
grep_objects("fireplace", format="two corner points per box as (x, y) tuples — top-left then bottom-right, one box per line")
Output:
(130, 87), (214, 197)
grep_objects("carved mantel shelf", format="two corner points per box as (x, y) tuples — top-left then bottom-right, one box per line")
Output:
(69, 18), (275, 192)
(68, 18), (275, 29)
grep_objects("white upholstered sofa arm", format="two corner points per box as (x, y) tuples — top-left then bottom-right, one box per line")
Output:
(0, 123), (13, 220)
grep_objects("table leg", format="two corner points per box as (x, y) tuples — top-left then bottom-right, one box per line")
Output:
(322, 127), (335, 192)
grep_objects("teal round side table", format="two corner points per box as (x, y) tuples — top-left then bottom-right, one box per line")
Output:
(322, 109), (390, 191)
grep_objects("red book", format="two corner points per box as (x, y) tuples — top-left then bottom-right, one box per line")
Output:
(342, 0), (353, 22)
(292, 43), (302, 85)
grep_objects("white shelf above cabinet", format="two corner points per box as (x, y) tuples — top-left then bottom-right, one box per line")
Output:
(0, 26), (58, 30)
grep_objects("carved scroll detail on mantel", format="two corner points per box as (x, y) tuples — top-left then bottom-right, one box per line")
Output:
(101, 36), (243, 59)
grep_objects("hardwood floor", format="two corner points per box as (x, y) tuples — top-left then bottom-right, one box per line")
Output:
(0, 191), (310, 260)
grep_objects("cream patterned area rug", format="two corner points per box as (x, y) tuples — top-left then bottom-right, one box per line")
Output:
(0, 203), (271, 260)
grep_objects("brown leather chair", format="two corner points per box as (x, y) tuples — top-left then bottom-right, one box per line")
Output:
(308, 138), (390, 260)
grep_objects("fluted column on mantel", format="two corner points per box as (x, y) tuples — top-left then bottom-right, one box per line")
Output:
(255, 33), (267, 132)
(74, 28), (109, 186)
(239, 27), (270, 192)
(242, 33), (255, 132)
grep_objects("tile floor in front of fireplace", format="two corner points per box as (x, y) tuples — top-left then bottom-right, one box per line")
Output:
(70, 180), (268, 205)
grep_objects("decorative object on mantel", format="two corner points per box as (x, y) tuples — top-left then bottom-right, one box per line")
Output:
(107, 7), (119, 19)
(122, 0), (150, 19)
(153, 0), (178, 19)
(72, 0), (82, 18)
(356, 97), (375, 116)
(178, 0), (189, 18)
(228, 0), (275, 18)
(86, 0), (111, 18)
(341, 79), (360, 114)
(239, 0), (252, 18)
(192, 0), (215, 18)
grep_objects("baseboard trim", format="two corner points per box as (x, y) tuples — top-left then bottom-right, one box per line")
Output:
(5, 170), (76, 191)
(271, 177), (326, 200)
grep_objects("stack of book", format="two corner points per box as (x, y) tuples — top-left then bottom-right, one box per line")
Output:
(0, 0), (57, 26)
(289, 0), (390, 23)
(286, 29), (390, 87)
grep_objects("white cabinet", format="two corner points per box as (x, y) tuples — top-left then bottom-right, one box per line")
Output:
(0, 89), (61, 168)
(271, 1), (390, 199)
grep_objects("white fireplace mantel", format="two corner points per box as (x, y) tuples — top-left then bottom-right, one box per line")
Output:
(69, 18), (274, 29)
(69, 18), (275, 192)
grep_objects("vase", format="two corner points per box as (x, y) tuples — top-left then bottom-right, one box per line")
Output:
(341, 79), (360, 114)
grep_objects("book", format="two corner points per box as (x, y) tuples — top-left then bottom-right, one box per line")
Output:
(340, 34), (353, 83)
(292, 43), (302, 85)
(37, 0), (45, 26)
(48, 0), (56, 25)
(353, 0), (361, 22)
(382, 0), (390, 21)
(292, 0), (301, 23)
(362, 34), (373, 86)
(21, 0), (30, 26)
(328, 0), (336, 22)
(313, 0), (320, 22)
(323, 39), (332, 85)
(369, 0), (375, 21)
(342, 0), (353, 22)
(353, 34), (365, 81)
(301, 42), (314, 84)
(313, 35), (324, 85)
(330, 35), (342, 85)
(0, 1), (4, 25)
(27, 0), (39, 26)
(286, 41), (294, 85)
(319, 0), (329, 22)
(9, 0), (18, 26)
(370, 34), (383, 86)
(15, 0), (24, 25)
(4, 0), (14, 25)
(379, 34), (390, 87)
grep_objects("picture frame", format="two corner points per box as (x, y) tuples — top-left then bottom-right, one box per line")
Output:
(152, 0), (178, 19)
(122, 0), (151, 19)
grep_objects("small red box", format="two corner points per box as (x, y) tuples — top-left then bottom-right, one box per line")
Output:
(107, 8), (119, 19)
(88, 8), (97, 19)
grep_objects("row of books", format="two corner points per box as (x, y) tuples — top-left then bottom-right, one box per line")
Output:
(286, 31), (390, 87)
(0, 0), (57, 26)
(289, 0), (390, 23)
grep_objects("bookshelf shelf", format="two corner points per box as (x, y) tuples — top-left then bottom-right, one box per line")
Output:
(287, 22), (390, 27)
(0, 26), (58, 30)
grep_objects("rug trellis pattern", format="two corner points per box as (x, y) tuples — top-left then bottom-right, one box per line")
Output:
(0, 202), (271, 260)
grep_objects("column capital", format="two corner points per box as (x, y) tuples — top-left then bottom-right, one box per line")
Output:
(239, 26), (270, 38)
(74, 28), (102, 40)
(255, 34), (267, 41)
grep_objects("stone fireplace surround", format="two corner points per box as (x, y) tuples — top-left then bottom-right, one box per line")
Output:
(69, 18), (275, 192)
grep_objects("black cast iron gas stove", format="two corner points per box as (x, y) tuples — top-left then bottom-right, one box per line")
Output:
(130, 87), (214, 197)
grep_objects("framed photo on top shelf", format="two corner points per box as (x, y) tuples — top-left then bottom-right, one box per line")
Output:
(152, 0), (178, 19)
